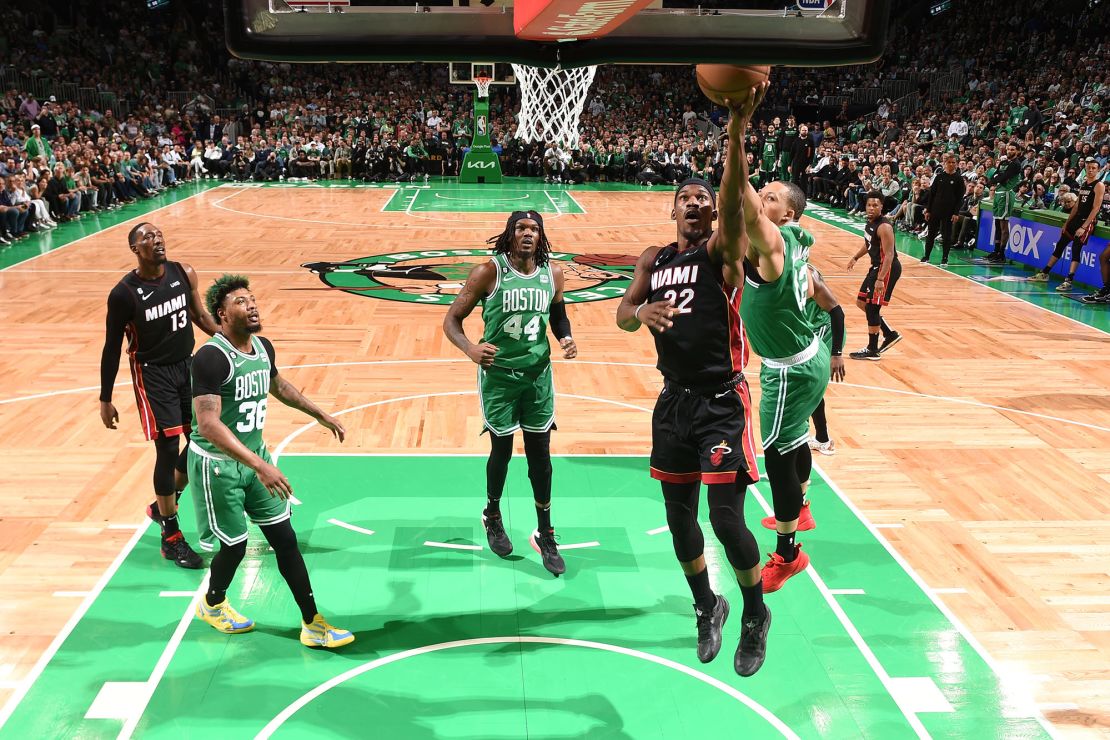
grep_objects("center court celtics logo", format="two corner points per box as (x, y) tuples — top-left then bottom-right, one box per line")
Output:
(302, 249), (635, 305)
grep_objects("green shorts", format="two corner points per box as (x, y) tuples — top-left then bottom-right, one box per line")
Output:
(188, 442), (290, 547)
(759, 340), (831, 453)
(815, 323), (833, 354)
(478, 363), (555, 436)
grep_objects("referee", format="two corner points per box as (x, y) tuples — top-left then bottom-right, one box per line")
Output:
(922, 153), (966, 266)
(99, 223), (217, 568)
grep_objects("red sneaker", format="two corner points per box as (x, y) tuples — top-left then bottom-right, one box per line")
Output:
(761, 544), (810, 594)
(759, 503), (816, 531)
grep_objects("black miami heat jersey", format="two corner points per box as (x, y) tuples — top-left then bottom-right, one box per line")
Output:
(1073, 177), (1099, 223)
(863, 216), (898, 269)
(647, 242), (747, 387)
(110, 261), (195, 365)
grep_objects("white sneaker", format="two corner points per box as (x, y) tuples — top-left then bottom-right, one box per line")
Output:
(808, 438), (836, 456)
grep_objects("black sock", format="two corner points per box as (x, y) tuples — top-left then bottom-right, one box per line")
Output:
(536, 503), (552, 532)
(867, 332), (879, 352)
(775, 531), (797, 561)
(811, 400), (829, 444)
(484, 497), (501, 518)
(739, 581), (766, 619)
(205, 589), (225, 608)
(879, 318), (894, 338)
(685, 568), (715, 611)
(161, 514), (180, 538)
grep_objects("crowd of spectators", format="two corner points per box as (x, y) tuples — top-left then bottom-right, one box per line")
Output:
(0, 0), (1108, 258)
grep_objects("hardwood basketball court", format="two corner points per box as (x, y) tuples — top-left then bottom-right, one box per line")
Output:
(0, 181), (1107, 737)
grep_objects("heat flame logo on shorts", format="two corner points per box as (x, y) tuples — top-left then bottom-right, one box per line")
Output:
(709, 440), (732, 467)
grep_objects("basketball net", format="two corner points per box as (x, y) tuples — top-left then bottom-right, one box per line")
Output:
(511, 64), (597, 149)
(473, 75), (493, 100)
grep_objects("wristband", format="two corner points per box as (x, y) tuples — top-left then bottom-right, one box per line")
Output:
(634, 303), (645, 321)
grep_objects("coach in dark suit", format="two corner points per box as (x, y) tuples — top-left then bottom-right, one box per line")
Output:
(922, 152), (965, 265)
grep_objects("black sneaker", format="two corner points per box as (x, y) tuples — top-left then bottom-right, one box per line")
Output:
(734, 605), (772, 677)
(161, 532), (203, 569)
(877, 331), (902, 354)
(1080, 290), (1110, 305)
(694, 594), (730, 664)
(530, 529), (566, 576)
(482, 513), (513, 557)
(849, 347), (881, 361)
(985, 253), (1006, 265)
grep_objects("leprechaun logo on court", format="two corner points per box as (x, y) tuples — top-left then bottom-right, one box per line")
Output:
(302, 249), (635, 305)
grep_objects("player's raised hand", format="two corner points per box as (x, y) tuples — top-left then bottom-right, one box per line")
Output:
(725, 81), (769, 122)
(559, 336), (577, 359)
(257, 460), (293, 500)
(319, 413), (346, 442)
(636, 299), (677, 333)
(100, 401), (119, 430)
(467, 342), (498, 367)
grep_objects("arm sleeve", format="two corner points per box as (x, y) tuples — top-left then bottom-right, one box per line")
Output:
(99, 285), (133, 402)
(191, 345), (232, 397)
(259, 336), (278, 378)
(550, 300), (572, 339)
(828, 305), (846, 356)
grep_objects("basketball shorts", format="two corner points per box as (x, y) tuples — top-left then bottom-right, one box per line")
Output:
(188, 442), (289, 548)
(857, 260), (902, 306)
(649, 374), (760, 486)
(478, 363), (555, 436)
(129, 358), (191, 441)
(1062, 216), (1091, 246)
(759, 339), (831, 454)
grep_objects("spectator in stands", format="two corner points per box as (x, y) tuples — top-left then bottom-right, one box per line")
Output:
(45, 163), (80, 221)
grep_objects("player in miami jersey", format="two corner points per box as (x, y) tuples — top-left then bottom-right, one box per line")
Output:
(848, 192), (903, 361)
(189, 274), (353, 648)
(1030, 157), (1106, 291)
(444, 211), (577, 577)
(617, 86), (771, 678)
(99, 222), (217, 569)
(737, 102), (834, 597)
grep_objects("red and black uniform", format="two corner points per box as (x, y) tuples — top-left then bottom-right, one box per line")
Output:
(647, 241), (759, 485)
(858, 217), (902, 306)
(100, 262), (196, 439)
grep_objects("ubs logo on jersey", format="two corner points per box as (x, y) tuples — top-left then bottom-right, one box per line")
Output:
(301, 249), (635, 305)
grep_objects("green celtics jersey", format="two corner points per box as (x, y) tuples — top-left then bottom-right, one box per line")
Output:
(193, 333), (273, 456)
(480, 254), (555, 370)
(761, 140), (777, 166)
(740, 224), (817, 360)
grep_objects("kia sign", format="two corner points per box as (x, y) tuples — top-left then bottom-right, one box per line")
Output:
(978, 208), (1106, 286)
(465, 160), (496, 169)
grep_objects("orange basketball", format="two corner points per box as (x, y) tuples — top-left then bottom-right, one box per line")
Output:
(695, 65), (771, 107)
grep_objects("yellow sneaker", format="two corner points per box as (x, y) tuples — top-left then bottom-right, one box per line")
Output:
(300, 614), (355, 648)
(195, 598), (255, 634)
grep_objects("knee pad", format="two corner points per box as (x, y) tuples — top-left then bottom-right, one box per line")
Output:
(706, 483), (760, 571)
(763, 446), (804, 523)
(153, 435), (181, 496)
(662, 482), (703, 563)
(260, 519), (299, 554)
(522, 431), (552, 473)
(864, 302), (882, 326)
(1052, 238), (1069, 260)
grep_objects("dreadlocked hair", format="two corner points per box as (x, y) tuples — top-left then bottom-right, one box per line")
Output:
(486, 226), (552, 267)
(205, 273), (251, 325)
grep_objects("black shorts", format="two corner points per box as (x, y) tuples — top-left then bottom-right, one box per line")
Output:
(857, 260), (902, 306)
(1063, 216), (1092, 246)
(129, 358), (192, 441)
(649, 374), (760, 486)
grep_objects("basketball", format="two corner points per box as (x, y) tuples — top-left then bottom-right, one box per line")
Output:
(695, 64), (771, 107)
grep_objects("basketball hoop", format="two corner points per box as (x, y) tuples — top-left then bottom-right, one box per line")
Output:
(473, 75), (493, 99)
(511, 64), (597, 149)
